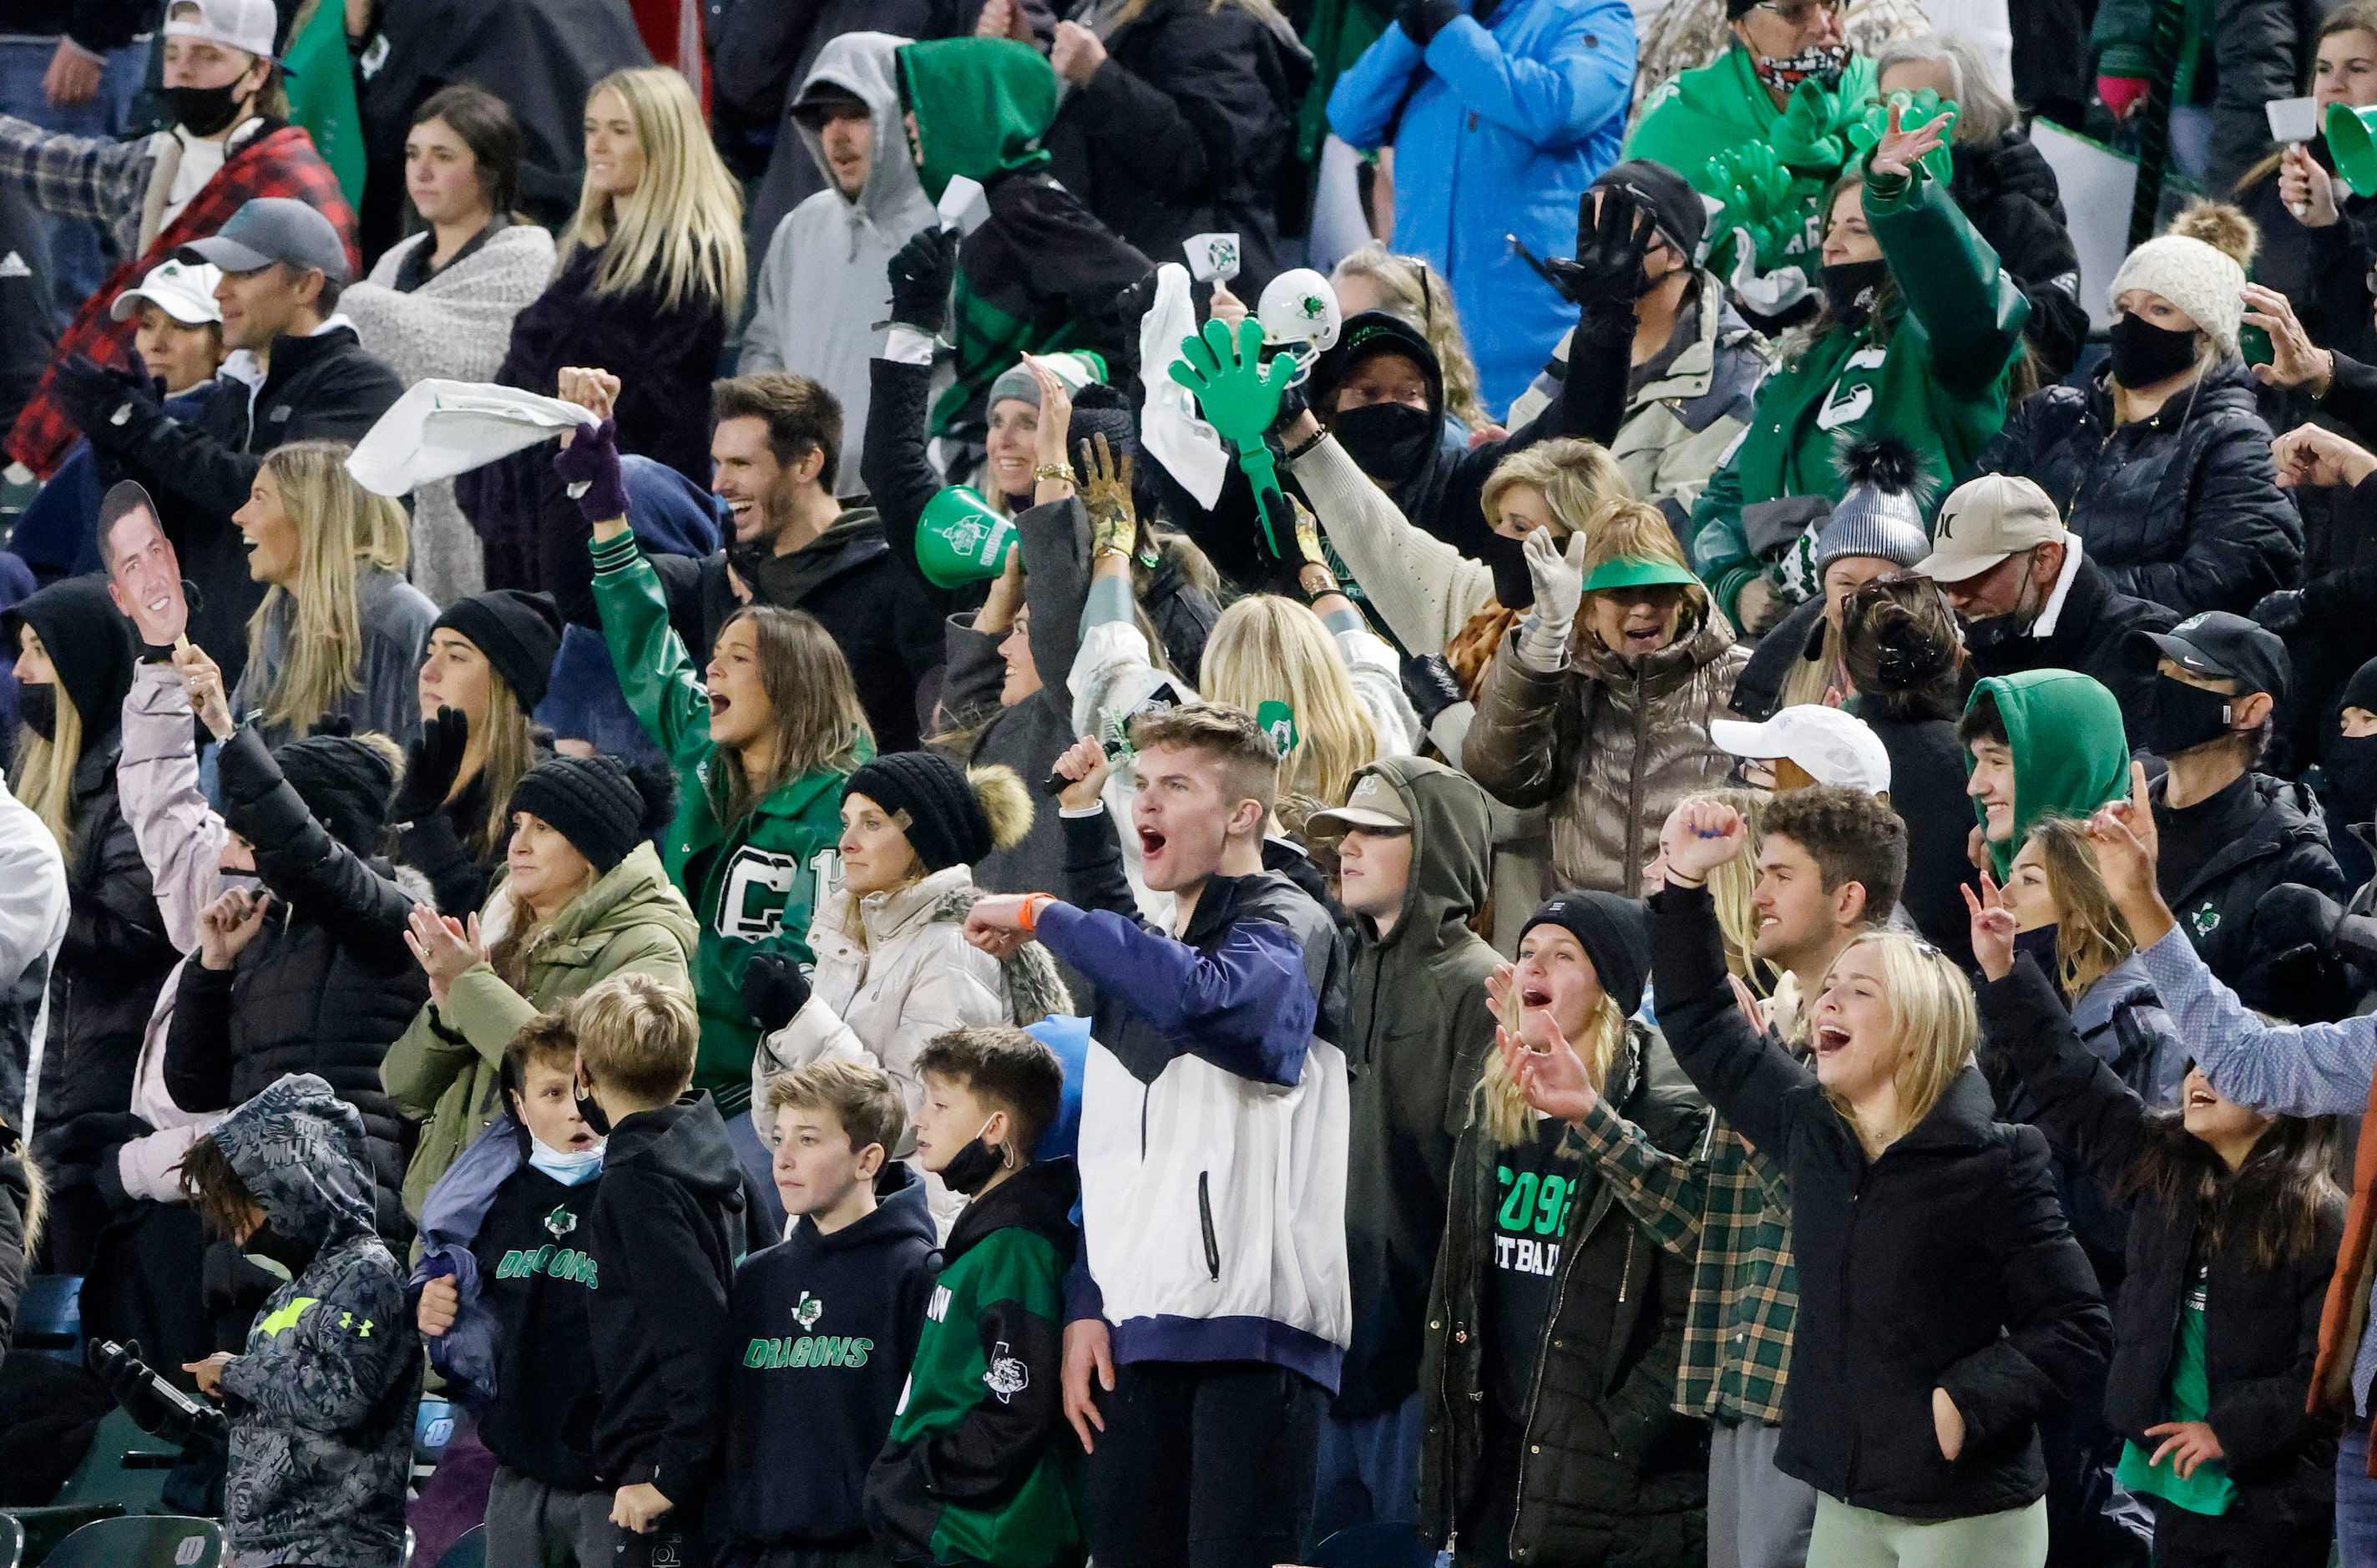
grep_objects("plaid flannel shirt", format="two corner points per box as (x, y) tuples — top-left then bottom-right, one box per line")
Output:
(1571, 1096), (1798, 1425)
(0, 113), (157, 252)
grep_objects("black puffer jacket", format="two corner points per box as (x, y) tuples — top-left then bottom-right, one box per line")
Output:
(2152, 770), (2352, 1021)
(1043, 0), (1311, 301)
(1950, 131), (2088, 387)
(1980, 956), (2341, 1517)
(1653, 882), (2111, 1521)
(1419, 1022), (1710, 1563)
(1977, 362), (2303, 617)
(162, 727), (427, 1237)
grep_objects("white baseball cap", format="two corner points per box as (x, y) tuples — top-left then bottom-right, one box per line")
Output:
(162, 0), (278, 62)
(1711, 705), (1893, 796)
(109, 258), (224, 326)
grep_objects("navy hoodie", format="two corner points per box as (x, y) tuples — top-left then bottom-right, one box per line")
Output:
(722, 1162), (939, 1548)
(584, 1091), (746, 1509)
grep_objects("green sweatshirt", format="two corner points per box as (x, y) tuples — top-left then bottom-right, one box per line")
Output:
(1962, 670), (2133, 877)
(1688, 161), (2031, 625)
(868, 1161), (1083, 1568)
(589, 531), (859, 1107)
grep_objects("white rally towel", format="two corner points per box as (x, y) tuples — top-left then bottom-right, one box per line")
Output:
(345, 380), (599, 498)
(1137, 262), (1230, 510)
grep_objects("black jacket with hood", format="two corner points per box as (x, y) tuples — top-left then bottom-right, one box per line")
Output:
(724, 1161), (938, 1550)
(205, 1075), (422, 1568)
(162, 726), (428, 1238)
(1980, 955), (2341, 1518)
(1419, 1019), (1711, 1562)
(1652, 882), (2111, 1521)
(1336, 756), (1501, 1419)
(1042, 0), (1312, 301)
(650, 505), (947, 755)
(1977, 360), (2302, 618)
(2152, 770), (2354, 1020)
(1949, 130), (2088, 387)
(584, 1090), (747, 1510)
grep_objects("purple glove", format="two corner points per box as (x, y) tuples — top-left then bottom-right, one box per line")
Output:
(553, 417), (629, 524)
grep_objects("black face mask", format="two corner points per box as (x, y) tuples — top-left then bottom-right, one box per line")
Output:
(242, 1220), (316, 1276)
(938, 1118), (1013, 1197)
(2106, 313), (2201, 391)
(166, 83), (246, 138)
(1821, 260), (1889, 329)
(1330, 401), (1437, 486)
(2135, 677), (2235, 758)
(16, 684), (54, 743)
(1484, 533), (1534, 610)
(2326, 732), (2377, 825)
(574, 1069), (614, 1138)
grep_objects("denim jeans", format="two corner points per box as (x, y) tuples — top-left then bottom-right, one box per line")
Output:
(0, 35), (149, 320)
(2339, 1424), (2377, 1567)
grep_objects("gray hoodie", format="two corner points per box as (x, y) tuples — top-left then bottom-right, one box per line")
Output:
(210, 1074), (420, 1568)
(737, 30), (938, 497)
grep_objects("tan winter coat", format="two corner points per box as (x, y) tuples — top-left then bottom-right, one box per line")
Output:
(1463, 615), (1747, 898)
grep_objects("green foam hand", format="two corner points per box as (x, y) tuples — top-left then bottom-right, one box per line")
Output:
(1768, 77), (1850, 175)
(1704, 144), (1823, 271)
(1848, 89), (1958, 184)
(1169, 316), (1300, 556)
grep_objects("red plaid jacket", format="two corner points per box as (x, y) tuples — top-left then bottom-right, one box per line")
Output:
(7, 123), (357, 476)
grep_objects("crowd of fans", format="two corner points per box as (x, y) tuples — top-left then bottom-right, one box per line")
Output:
(9, 0), (2377, 1566)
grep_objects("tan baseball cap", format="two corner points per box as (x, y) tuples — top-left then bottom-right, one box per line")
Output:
(1308, 771), (1411, 834)
(1913, 473), (2069, 584)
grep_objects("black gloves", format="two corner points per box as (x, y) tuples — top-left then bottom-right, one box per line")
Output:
(2254, 883), (2344, 964)
(2250, 588), (2306, 635)
(89, 1338), (227, 1446)
(1545, 185), (1657, 331)
(741, 952), (814, 1034)
(54, 355), (162, 448)
(1398, 0), (1461, 45)
(1401, 653), (1466, 727)
(394, 707), (471, 827)
(888, 225), (962, 338)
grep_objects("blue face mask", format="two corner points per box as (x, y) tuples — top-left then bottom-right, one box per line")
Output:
(527, 1138), (605, 1186)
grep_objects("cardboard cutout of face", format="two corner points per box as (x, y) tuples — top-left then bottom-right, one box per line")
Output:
(101, 481), (189, 646)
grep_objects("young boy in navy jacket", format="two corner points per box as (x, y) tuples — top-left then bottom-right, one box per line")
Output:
(720, 1060), (938, 1568)
(963, 702), (1351, 1568)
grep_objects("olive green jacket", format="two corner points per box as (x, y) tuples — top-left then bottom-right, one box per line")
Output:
(382, 841), (698, 1218)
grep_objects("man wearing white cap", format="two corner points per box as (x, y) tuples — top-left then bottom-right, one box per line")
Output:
(1915, 471), (2177, 733)
(0, 0), (353, 478)
(1712, 704), (1894, 797)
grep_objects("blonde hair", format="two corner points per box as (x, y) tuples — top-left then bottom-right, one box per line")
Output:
(8, 680), (80, 853)
(1701, 788), (1769, 988)
(489, 857), (599, 990)
(468, 677), (540, 862)
(1197, 595), (1378, 808)
(246, 442), (410, 736)
(2024, 815), (2136, 999)
(1474, 993), (1626, 1146)
(571, 970), (699, 1103)
(1480, 438), (1633, 542)
(1580, 498), (1710, 625)
(1330, 245), (1489, 429)
(714, 606), (872, 827)
(1821, 931), (1977, 1147)
(562, 68), (746, 318)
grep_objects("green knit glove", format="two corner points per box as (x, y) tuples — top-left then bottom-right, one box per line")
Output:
(1848, 89), (1958, 185)
(1170, 316), (1300, 556)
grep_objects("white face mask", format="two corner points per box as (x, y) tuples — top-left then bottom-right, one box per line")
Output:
(527, 1137), (605, 1186)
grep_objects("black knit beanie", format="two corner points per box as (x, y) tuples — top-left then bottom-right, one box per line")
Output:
(1068, 382), (1140, 468)
(842, 751), (990, 874)
(510, 754), (675, 876)
(276, 730), (397, 854)
(2346, 655), (2377, 718)
(3, 574), (134, 740)
(1520, 892), (1654, 1019)
(431, 589), (564, 710)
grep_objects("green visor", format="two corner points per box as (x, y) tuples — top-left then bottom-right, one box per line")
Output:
(1581, 556), (1701, 594)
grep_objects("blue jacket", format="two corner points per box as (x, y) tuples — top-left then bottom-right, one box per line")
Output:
(1327, 0), (1635, 413)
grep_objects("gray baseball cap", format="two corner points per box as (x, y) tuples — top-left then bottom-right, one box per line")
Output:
(176, 198), (351, 284)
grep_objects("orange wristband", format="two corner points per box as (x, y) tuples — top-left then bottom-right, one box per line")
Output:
(1017, 893), (1055, 933)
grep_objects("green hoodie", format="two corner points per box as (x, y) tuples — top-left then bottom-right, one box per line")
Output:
(897, 38), (1061, 203)
(589, 532), (863, 1108)
(1961, 670), (2132, 877)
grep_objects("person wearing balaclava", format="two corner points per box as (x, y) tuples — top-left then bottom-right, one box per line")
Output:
(2324, 655), (2377, 889)
(1690, 104), (2030, 636)
(161, 687), (431, 1242)
(1976, 204), (2299, 620)
(3, 574), (174, 1272)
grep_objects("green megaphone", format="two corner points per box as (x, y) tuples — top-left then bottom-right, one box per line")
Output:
(2328, 102), (2377, 197)
(914, 485), (1018, 589)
